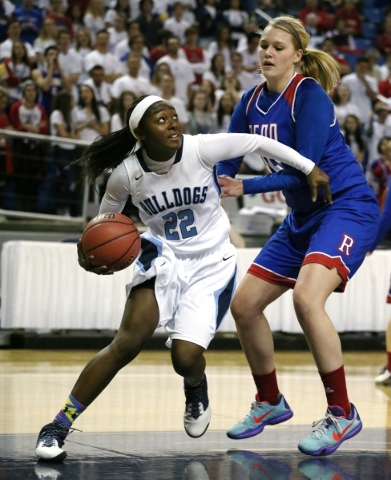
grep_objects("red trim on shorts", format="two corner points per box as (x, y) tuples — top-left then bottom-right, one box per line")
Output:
(248, 263), (296, 288)
(302, 252), (350, 292)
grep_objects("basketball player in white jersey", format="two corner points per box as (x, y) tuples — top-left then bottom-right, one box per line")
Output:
(35, 95), (331, 462)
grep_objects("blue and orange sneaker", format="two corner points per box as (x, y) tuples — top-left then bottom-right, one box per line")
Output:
(298, 458), (356, 480)
(226, 393), (293, 440)
(227, 450), (292, 479)
(298, 403), (362, 456)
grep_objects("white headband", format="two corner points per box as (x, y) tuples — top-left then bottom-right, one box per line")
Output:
(128, 95), (166, 137)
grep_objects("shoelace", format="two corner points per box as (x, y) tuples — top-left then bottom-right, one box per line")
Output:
(41, 425), (82, 447)
(239, 401), (262, 423)
(186, 387), (204, 420)
(310, 413), (342, 439)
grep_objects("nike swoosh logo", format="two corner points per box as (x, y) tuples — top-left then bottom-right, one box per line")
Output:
(253, 407), (276, 424)
(223, 254), (235, 261)
(135, 175), (142, 180)
(332, 420), (355, 441)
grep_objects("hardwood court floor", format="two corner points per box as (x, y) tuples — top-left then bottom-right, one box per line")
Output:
(1, 349), (391, 479)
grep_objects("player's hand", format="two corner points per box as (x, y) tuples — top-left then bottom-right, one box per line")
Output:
(218, 175), (244, 198)
(77, 240), (114, 275)
(306, 166), (332, 204)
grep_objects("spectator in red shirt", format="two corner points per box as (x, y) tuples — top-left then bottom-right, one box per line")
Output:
(47, 0), (74, 37)
(321, 37), (351, 76)
(299, 0), (330, 33)
(181, 26), (208, 87)
(9, 80), (48, 212)
(334, 0), (362, 37)
(379, 70), (391, 99)
(149, 29), (172, 65)
(376, 19), (391, 57)
(0, 86), (13, 208)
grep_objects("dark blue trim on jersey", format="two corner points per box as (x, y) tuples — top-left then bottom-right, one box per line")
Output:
(135, 237), (163, 273)
(214, 267), (237, 329)
(136, 136), (184, 172)
(212, 166), (221, 194)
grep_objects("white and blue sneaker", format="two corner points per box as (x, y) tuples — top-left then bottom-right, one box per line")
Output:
(227, 393), (293, 440)
(184, 376), (211, 438)
(298, 404), (362, 456)
(35, 422), (70, 462)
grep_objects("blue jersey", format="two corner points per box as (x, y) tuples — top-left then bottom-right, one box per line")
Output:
(217, 73), (368, 215)
(38, 70), (63, 117)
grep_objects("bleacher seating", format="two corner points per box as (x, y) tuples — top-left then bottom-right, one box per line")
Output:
(363, 7), (387, 25)
(362, 22), (378, 40)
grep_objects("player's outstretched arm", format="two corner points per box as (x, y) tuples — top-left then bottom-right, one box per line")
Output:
(218, 167), (332, 204)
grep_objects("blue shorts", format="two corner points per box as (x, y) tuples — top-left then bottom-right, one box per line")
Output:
(249, 186), (380, 292)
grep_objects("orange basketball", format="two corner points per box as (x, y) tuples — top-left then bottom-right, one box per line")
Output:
(81, 213), (141, 271)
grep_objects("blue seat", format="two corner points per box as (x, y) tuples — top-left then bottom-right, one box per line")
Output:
(375, 0), (388, 7)
(343, 52), (361, 69)
(363, 8), (386, 24)
(362, 0), (375, 6)
(362, 22), (378, 39)
(354, 38), (374, 51)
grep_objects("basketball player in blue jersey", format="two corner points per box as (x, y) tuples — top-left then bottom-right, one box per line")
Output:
(217, 15), (380, 456)
(34, 95), (330, 462)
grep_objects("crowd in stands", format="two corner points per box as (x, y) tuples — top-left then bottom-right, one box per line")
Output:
(0, 0), (390, 216)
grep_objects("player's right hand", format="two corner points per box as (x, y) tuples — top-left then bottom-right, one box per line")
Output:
(77, 240), (114, 275)
(306, 166), (333, 204)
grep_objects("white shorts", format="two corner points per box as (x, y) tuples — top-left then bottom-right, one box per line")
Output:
(126, 235), (237, 349)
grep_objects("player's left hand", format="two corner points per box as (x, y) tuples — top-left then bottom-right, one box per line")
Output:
(218, 175), (244, 198)
(307, 166), (332, 204)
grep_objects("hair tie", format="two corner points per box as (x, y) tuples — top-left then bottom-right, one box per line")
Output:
(272, 20), (305, 52)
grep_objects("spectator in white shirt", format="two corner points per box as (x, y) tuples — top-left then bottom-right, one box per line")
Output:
(34, 16), (57, 67)
(206, 25), (233, 71)
(156, 35), (195, 104)
(341, 57), (379, 129)
(74, 83), (110, 143)
(236, 31), (261, 82)
(118, 33), (153, 79)
(83, 0), (106, 43)
(202, 52), (225, 89)
(333, 83), (361, 129)
(57, 28), (82, 90)
(110, 89), (136, 132)
(84, 64), (113, 109)
(159, 72), (189, 123)
(108, 13), (128, 53)
(222, 0), (249, 45)
(0, 18), (36, 65)
(366, 103), (391, 166)
(74, 27), (92, 85)
(104, 0), (131, 28)
(113, 20), (145, 61)
(84, 29), (123, 84)
(50, 91), (81, 216)
(163, 2), (191, 45)
(230, 51), (259, 91)
(111, 52), (152, 104)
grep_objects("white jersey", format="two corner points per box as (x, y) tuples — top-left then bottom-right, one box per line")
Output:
(100, 133), (315, 254)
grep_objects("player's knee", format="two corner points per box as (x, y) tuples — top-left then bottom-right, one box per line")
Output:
(231, 296), (258, 328)
(171, 342), (204, 377)
(293, 287), (320, 325)
(108, 332), (144, 367)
